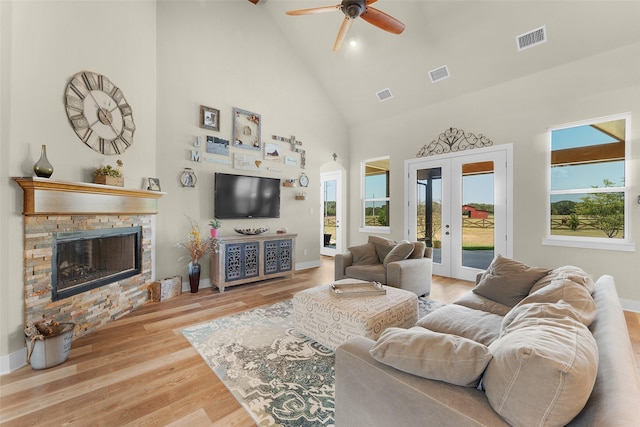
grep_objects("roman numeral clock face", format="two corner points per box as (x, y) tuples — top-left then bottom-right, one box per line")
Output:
(64, 71), (135, 155)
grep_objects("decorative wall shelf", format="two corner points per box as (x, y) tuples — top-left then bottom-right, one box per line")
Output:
(13, 177), (166, 215)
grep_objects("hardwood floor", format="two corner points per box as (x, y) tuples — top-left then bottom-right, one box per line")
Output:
(1, 257), (639, 426)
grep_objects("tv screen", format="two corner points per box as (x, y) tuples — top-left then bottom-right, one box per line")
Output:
(214, 173), (281, 219)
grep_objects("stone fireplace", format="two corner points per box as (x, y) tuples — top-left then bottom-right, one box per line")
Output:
(14, 178), (164, 338)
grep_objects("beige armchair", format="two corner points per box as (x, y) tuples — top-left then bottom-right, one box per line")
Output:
(334, 236), (433, 296)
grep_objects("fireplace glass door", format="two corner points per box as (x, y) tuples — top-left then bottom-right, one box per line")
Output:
(52, 227), (142, 300)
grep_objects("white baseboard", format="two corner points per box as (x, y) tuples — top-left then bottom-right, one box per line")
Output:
(620, 298), (640, 313)
(296, 260), (321, 271)
(0, 347), (27, 376)
(181, 277), (213, 292)
(177, 262), (321, 293)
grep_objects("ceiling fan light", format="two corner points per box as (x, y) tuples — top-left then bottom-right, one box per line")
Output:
(344, 3), (363, 18)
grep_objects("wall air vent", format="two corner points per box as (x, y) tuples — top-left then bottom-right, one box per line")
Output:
(429, 65), (450, 83)
(517, 25), (547, 51)
(376, 88), (393, 102)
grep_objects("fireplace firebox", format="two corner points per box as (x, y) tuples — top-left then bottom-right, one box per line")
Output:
(52, 227), (142, 301)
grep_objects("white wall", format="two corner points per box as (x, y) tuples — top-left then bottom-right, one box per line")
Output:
(1, 1), (349, 369)
(154, 2), (349, 281)
(347, 42), (640, 305)
(0, 0), (158, 366)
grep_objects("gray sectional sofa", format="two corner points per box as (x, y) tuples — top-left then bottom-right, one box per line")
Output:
(335, 258), (640, 426)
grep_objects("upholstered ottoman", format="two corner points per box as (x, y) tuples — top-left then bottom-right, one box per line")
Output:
(292, 279), (418, 350)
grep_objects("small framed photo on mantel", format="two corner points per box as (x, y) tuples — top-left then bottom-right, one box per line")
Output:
(147, 177), (161, 191)
(200, 105), (220, 131)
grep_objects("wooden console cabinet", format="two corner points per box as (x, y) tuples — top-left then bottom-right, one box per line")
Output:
(209, 233), (297, 292)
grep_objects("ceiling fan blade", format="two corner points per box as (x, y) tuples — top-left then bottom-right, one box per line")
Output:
(286, 5), (341, 16)
(361, 6), (405, 34)
(333, 16), (354, 51)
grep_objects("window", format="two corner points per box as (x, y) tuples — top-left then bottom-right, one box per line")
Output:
(544, 114), (634, 251)
(361, 157), (390, 232)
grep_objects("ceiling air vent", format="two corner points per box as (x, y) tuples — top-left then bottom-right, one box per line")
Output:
(517, 25), (547, 51)
(429, 65), (450, 83)
(376, 88), (393, 102)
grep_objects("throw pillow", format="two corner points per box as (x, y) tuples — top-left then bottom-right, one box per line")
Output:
(368, 236), (396, 263)
(484, 314), (598, 427)
(407, 241), (426, 259)
(370, 327), (493, 387)
(383, 242), (415, 267)
(473, 255), (550, 307)
(349, 243), (379, 265)
(502, 278), (597, 329)
(529, 265), (594, 295)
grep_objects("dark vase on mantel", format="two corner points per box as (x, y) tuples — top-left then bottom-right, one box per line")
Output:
(33, 144), (54, 178)
(188, 261), (201, 293)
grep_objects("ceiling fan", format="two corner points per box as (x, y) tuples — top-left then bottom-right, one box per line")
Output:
(286, 0), (405, 51)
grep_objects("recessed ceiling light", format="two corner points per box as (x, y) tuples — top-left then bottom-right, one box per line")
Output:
(349, 39), (358, 47)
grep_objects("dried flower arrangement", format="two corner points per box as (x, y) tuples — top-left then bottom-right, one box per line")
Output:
(176, 216), (215, 263)
(24, 317), (66, 339)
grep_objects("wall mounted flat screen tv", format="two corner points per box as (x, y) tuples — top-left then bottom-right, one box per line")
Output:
(214, 173), (281, 219)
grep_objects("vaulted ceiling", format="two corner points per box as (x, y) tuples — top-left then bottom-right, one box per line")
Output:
(249, 1), (640, 128)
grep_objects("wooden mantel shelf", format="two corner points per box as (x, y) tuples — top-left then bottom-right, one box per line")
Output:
(13, 177), (166, 215)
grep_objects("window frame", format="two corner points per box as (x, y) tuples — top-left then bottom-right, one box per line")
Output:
(360, 156), (391, 234)
(542, 113), (635, 252)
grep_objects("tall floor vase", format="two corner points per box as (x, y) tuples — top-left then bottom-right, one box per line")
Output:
(188, 261), (201, 293)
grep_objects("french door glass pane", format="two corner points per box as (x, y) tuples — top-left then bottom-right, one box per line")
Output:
(323, 180), (337, 248)
(461, 161), (494, 270)
(416, 167), (442, 264)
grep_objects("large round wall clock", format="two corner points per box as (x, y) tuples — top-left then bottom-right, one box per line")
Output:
(64, 71), (135, 155)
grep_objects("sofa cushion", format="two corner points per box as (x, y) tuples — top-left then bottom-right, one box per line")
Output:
(345, 264), (387, 284)
(368, 236), (397, 263)
(349, 243), (379, 266)
(473, 255), (550, 307)
(407, 241), (426, 259)
(416, 304), (503, 346)
(503, 278), (597, 329)
(383, 242), (415, 267)
(370, 326), (493, 387)
(529, 265), (594, 295)
(453, 291), (512, 317)
(484, 309), (598, 427)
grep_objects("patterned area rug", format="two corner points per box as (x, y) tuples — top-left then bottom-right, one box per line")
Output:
(182, 297), (444, 427)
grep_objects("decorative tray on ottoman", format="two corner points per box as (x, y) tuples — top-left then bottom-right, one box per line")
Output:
(330, 280), (386, 297)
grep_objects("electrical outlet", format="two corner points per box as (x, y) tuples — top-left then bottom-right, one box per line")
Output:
(303, 249), (308, 256)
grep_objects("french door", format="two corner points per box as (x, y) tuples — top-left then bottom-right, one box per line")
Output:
(320, 171), (343, 256)
(406, 147), (511, 281)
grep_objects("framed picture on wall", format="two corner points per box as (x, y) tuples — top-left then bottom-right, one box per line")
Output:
(232, 107), (261, 151)
(207, 136), (229, 156)
(200, 105), (220, 131)
(264, 142), (282, 162)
